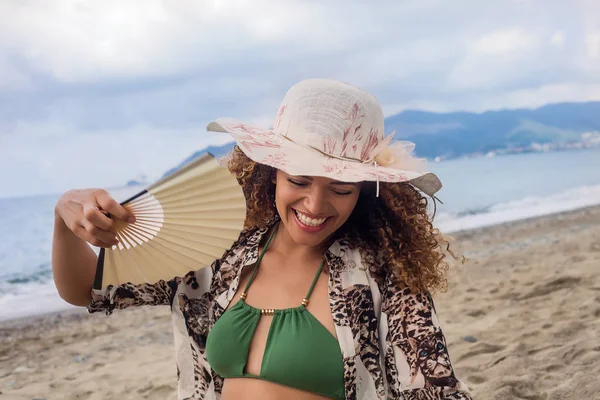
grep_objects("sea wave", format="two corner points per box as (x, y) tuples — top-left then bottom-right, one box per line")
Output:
(0, 279), (77, 322)
(435, 183), (600, 233)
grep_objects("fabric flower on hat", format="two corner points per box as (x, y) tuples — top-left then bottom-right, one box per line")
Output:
(373, 141), (428, 172)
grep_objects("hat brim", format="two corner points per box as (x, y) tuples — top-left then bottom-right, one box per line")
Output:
(207, 118), (442, 197)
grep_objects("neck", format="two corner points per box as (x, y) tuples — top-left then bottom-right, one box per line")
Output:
(268, 221), (329, 262)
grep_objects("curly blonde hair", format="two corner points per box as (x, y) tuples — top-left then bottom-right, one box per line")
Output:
(225, 145), (458, 294)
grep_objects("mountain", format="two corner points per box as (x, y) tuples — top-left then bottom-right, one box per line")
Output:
(385, 101), (600, 158)
(160, 143), (236, 179)
(158, 101), (600, 178)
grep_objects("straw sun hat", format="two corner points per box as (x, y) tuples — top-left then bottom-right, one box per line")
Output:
(207, 79), (441, 197)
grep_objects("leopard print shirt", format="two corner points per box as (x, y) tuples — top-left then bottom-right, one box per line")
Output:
(89, 225), (473, 400)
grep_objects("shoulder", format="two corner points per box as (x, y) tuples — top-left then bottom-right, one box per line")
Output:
(327, 238), (386, 290)
(215, 225), (265, 266)
(326, 239), (385, 318)
(210, 225), (268, 289)
(327, 238), (363, 273)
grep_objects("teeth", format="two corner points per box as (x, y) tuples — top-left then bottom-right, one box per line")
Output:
(295, 210), (327, 227)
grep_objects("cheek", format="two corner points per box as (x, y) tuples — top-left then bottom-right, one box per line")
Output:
(338, 205), (354, 221)
(275, 185), (295, 208)
(274, 186), (302, 217)
(335, 197), (359, 222)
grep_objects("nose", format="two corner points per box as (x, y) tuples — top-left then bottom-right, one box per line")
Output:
(303, 186), (329, 217)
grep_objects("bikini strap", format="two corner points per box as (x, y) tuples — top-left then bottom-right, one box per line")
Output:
(240, 223), (325, 307)
(301, 259), (324, 307)
(241, 225), (278, 297)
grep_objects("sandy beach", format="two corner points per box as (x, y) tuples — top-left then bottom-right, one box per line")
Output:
(1, 206), (599, 400)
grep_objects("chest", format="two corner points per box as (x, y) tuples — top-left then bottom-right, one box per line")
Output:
(234, 257), (329, 304)
(222, 257), (338, 376)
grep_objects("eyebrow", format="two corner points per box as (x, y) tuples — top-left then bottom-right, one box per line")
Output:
(299, 176), (358, 187)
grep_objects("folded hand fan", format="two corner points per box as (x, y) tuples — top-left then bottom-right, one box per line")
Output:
(93, 153), (247, 289)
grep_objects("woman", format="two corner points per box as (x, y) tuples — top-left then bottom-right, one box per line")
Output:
(52, 79), (473, 399)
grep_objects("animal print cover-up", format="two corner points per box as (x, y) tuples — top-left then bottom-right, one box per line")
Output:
(88, 224), (473, 400)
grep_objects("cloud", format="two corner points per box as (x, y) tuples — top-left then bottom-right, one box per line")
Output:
(471, 28), (537, 55)
(587, 32), (600, 58)
(550, 31), (566, 47)
(0, 0), (355, 83)
(0, 119), (235, 198)
(1, 0), (599, 197)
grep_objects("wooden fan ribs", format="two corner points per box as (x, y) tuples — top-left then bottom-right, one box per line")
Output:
(97, 154), (247, 288)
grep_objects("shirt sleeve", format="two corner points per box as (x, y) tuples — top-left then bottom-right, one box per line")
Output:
(383, 283), (474, 399)
(86, 228), (257, 316)
(87, 276), (183, 315)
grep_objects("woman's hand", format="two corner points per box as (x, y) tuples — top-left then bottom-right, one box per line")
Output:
(54, 188), (135, 248)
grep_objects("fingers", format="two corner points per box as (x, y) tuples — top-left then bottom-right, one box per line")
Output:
(80, 197), (120, 247)
(58, 188), (135, 248)
(83, 202), (115, 231)
(95, 190), (136, 224)
(73, 223), (118, 248)
(83, 217), (118, 244)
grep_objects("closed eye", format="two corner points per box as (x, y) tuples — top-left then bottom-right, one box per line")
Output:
(332, 189), (352, 196)
(288, 178), (354, 195)
(288, 179), (308, 187)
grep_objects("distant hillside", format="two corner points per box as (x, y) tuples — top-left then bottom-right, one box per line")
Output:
(158, 101), (600, 178)
(385, 101), (600, 158)
(161, 143), (235, 179)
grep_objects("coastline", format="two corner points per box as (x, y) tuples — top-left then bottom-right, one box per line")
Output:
(1, 205), (599, 399)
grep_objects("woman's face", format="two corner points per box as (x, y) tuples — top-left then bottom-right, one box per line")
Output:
(274, 170), (361, 248)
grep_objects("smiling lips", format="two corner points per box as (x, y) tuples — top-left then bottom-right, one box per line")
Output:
(294, 209), (327, 226)
(292, 209), (330, 232)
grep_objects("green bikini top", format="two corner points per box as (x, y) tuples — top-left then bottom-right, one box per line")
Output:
(205, 227), (345, 400)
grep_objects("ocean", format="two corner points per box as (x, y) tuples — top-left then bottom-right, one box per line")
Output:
(1, 148), (599, 322)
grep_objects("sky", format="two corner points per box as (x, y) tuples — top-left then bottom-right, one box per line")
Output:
(1, 0), (599, 198)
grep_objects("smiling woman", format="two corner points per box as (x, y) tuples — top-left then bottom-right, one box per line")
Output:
(52, 79), (473, 400)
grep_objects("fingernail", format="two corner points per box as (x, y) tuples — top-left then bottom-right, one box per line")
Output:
(127, 216), (136, 224)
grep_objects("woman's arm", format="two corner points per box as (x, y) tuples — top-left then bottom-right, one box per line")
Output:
(52, 188), (134, 306)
